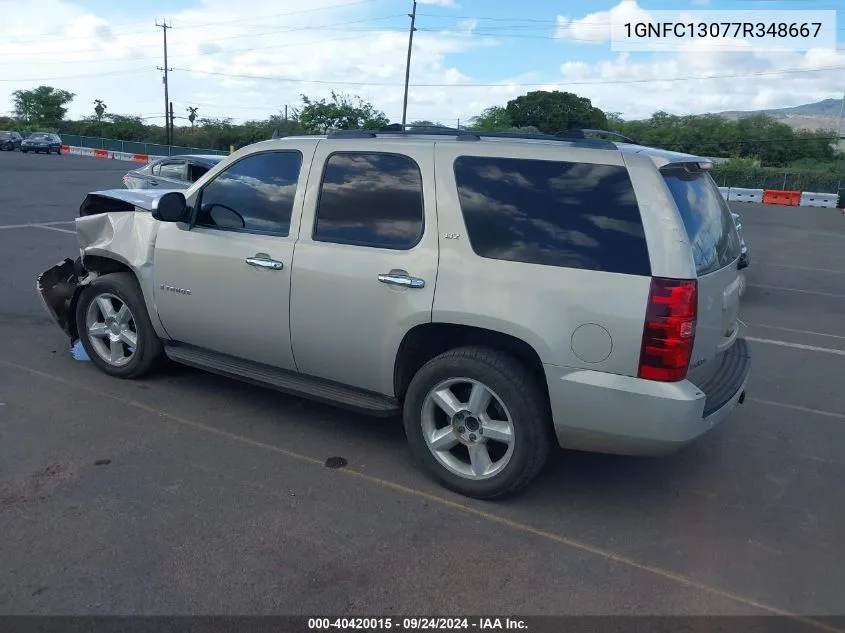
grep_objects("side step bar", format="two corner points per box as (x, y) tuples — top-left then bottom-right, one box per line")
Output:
(164, 344), (400, 417)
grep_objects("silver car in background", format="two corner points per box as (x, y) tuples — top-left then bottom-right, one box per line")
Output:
(122, 154), (225, 190)
(732, 212), (749, 269)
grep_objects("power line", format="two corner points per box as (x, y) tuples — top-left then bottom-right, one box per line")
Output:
(0, 33), (382, 67)
(0, 67), (155, 82)
(1, 15), (406, 60)
(4, 0), (386, 45)
(173, 63), (845, 87)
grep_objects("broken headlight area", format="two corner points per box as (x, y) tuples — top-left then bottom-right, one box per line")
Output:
(37, 257), (85, 340)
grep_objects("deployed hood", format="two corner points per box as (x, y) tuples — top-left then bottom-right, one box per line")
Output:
(79, 188), (184, 216)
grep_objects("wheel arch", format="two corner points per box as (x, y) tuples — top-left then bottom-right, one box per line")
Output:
(393, 322), (550, 408)
(77, 254), (170, 340)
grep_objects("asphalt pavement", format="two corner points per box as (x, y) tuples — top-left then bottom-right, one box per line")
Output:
(1, 150), (844, 622)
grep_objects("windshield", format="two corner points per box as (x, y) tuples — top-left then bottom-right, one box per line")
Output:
(662, 169), (741, 276)
(0, 132), (11, 139)
(29, 134), (50, 140)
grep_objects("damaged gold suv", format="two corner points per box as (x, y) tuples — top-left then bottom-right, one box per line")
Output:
(38, 128), (750, 499)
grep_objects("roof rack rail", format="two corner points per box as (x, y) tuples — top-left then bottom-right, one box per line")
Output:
(326, 127), (618, 149)
(565, 128), (638, 144)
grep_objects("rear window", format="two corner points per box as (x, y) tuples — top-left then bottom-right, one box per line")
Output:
(0, 132), (11, 139)
(453, 156), (651, 275)
(662, 170), (741, 276)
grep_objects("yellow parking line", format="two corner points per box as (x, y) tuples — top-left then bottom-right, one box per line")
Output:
(1, 357), (841, 632)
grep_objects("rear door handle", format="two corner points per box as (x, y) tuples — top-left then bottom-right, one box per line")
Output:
(246, 254), (284, 270)
(378, 272), (425, 288)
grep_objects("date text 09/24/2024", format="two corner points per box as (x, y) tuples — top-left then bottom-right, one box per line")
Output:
(308, 618), (528, 630)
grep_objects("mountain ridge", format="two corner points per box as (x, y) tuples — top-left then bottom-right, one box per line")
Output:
(709, 98), (843, 131)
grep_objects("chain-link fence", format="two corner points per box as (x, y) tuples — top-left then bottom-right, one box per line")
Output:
(58, 134), (228, 157)
(711, 166), (843, 193)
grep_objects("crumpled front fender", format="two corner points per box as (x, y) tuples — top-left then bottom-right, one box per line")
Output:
(36, 257), (96, 341)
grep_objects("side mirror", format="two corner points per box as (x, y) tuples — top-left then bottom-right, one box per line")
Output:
(152, 191), (187, 222)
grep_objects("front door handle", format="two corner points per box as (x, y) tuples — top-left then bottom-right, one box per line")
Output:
(246, 254), (284, 270)
(378, 271), (425, 288)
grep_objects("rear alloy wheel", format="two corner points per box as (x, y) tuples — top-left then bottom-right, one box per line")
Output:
(75, 273), (163, 379)
(403, 346), (551, 499)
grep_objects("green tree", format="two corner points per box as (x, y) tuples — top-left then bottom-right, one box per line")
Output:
(298, 91), (389, 134)
(504, 91), (607, 134)
(12, 85), (75, 124)
(187, 106), (199, 127)
(468, 106), (512, 131)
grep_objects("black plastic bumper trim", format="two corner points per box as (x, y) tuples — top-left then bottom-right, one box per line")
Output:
(697, 337), (751, 418)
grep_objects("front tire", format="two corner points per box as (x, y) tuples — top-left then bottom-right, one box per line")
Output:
(75, 273), (163, 379)
(403, 346), (551, 500)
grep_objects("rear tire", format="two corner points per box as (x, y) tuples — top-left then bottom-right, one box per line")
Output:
(75, 273), (164, 379)
(403, 346), (551, 500)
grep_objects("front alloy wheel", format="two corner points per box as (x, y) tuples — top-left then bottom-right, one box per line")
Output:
(421, 378), (515, 480)
(85, 293), (138, 367)
(75, 272), (163, 379)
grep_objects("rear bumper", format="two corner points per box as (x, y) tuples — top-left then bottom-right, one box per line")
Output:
(544, 338), (751, 456)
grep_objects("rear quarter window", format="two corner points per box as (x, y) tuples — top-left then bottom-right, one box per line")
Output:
(662, 170), (741, 276)
(453, 156), (651, 276)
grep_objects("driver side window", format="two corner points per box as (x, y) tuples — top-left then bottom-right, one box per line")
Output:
(194, 151), (303, 236)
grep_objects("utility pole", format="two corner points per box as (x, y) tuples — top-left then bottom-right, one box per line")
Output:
(401, 0), (417, 129)
(169, 101), (175, 148)
(837, 90), (845, 140)
(156, 19), (173, 145)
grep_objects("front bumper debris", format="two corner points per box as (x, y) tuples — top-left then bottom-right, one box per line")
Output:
(36, 258), (82, 339)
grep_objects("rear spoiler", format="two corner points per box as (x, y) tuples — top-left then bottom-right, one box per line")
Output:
(659, 159), (713, 174)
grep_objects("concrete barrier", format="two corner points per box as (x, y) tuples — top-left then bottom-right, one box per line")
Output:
(799, 192), (838, 209)
(728, 188), (764, 203)
(718, 186), (730, 201)
(763, 190), (801, 206)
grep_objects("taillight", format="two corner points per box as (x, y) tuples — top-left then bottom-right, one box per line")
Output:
(638, 277), (698, 382)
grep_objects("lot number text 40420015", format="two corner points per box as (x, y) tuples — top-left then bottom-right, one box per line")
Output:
(307, 617), (529, 630)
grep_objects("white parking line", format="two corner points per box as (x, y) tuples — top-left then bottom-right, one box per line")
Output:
(748, 397), (845, 421)
(750, 284), (845, 299)
(746, 336), (845, 356)
(761, 262), (845, 275)
(34, 225), (75, 234)
(746, 322), (845, 340)
(0, 221), (75, 230)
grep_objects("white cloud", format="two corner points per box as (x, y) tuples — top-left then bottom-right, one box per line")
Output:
(0, 0), (494, 125)
(556, 0), (651, 44)
(558, 43), (845, 119)
(1, 0), (842, 128)
(417, 0), (460, 6)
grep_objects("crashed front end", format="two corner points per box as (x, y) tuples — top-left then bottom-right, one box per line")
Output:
(37, 257), (86, 341)
(35, 187), (175, 343)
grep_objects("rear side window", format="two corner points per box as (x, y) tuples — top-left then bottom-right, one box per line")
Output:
(662, 170), (741, 276)
(158, 162), (185, 180)
(453, 156), (651, 275)
(314, 152), (424, 250)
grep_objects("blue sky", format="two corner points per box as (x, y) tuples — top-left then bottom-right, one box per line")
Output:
(1, 0), (843, 125)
